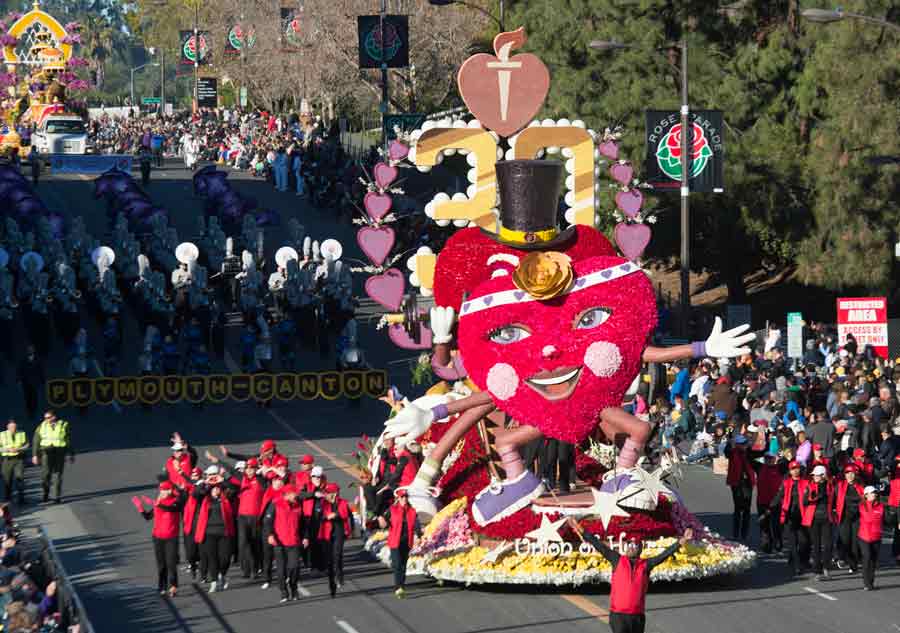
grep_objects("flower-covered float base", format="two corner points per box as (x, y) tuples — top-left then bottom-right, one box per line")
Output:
(363, 497), (756, 586)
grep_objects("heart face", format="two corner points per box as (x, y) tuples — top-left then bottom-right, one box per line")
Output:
(615, 189), (643, 218)
(388, 322), (433, 350)
(365, 268), (405, 311)
(373, 162), (399, 189)
(457, 255), (657, 443)
(609, 163), (633, 186)
(614, 222), (651, 261)
(598, 140), (619, 160)
(457, 52), (550, 138)
(356, 226), (395, 267)
(363, 191), (393, 221)
(388, 140), (409, 161)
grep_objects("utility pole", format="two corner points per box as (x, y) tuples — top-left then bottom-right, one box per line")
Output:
(678, 37), (691, 338)
(160, 47), (165, 116)
(193, 1), (200, 114)
(380, 0), (388, 153)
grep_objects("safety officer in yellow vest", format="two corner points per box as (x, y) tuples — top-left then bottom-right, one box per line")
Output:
(0, 419), (28, 505)
(32, 411), (74, 504)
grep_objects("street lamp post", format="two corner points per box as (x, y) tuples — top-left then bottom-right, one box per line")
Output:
(590, 38), (693, 336)
(801, 8), (900, 32)
(428, 0), (505, 32)
(130, 62), (160, 109)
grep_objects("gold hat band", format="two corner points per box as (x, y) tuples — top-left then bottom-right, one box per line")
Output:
(496, 226), (559, 245)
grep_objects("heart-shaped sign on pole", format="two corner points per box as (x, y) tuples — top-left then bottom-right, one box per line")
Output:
(457, 28), (550, 138)
(388, 140), (409, 161)
(615, 189), (644, 219)
(356, 225), (396, 267)
(598, 140), (619, 160)
(363, 191), (393, 221)
(614, 222), (651, 262)
(610, 163), (634, 186)
(365, 268), (405, 311)
(373, 162), (399, 189)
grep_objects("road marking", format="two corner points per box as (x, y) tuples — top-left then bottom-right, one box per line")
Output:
(804, 586), (837, 601)
(336, 620), (362, 633)
(561, 594), (609, 622)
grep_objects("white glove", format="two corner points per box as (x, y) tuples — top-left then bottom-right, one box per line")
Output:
(383, 402), (435, 446)
(705, 317), (755, 358)
(430, 306), (455, 344)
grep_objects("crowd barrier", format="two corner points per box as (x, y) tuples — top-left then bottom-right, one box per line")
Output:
(37, 527), (94, 633)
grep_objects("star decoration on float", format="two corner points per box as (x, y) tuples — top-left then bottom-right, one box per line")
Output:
(588, 486), (631, 530)
(523, 514), (568, 548)
(619, 465), (669, 508)
(660, 459), (684, 487)
(481, 541), (514, 564)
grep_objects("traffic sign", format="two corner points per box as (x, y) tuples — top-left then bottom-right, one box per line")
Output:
(141, 97), (161, 105)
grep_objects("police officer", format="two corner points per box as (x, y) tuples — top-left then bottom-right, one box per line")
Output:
(0, 419), (28, 504)
(32, 411), (73, 503)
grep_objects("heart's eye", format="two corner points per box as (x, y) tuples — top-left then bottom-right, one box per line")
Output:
(488, 325), (531, 345)
(575, 307), (612, 330)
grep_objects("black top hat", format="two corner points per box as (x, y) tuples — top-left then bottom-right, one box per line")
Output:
(485, 160), (576, 251)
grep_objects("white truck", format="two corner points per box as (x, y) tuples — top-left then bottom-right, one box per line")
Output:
(31, 114), (89, 155)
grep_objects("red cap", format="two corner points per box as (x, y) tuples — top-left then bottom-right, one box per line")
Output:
(300, 454), (315, 465)
(324, 482), (339, 493)
(895, 455), (900, 462)
(281, 485), (298, 496)
(190, 467), (202, 477)
(716, 377), (730, 385)
(394, 488), (408, 498)
(812, 443), (823, 451)
(853, 448), (865, 459)
(274, 455), (289, 468)
(844, 464), (859, 474)
(159, 481), (174, 491)
(261, 439), (276, 452)
(246, 457), (259, 468)
(788, 460), (800, 469)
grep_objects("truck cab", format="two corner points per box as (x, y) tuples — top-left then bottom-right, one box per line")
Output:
(32, 115), (89, 155)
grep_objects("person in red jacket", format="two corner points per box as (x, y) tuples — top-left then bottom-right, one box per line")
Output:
(570, 518), (692, 633)
(858, 485), (884, 590)
(851, 448), (875, 485)
(318, 482), (352, 597)
(181, 467), (203, 580)
(725, 435), (756, 541)
(833, 464), (864, 572)
(378, 488), (418, 598)
(165, 442), (194, 488)
(888, 456), (900, 564)
(301, 466), (328, 572)
(767, 460), (810, 575)
(193, 467), (237, 593)
(294, 454), (315, 490)
(755, 452), (783, 553)
(220, 439), (283, 473)
(802, 464), (835, 579)
(135, 480), (186, 597)
(259, 475), (285, 589)
(262, 484), (303, 603)
(236, 457), (266, 579)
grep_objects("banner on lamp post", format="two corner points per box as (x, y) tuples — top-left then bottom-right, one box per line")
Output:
(179, 30), (211, 66)
(644, 110), (724, 193)
(357, 15), (409, 69)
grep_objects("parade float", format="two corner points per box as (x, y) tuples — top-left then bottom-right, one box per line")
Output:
(357, 28), (756, 586)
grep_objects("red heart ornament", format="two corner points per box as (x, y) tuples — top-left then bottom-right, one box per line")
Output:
(373, 162), (399, 189)
(609, 163), (634, 186)
(614, 222), (651, 261)
(388, 322), (433, 350)
(356, 226), (395, 267)
(598, 140), (619, 160)
(363, 191), (392, 221)
(365, 268), (405, 311)
(388, 140), (409, 161)
(615, 189), (643, 218)
(457, 28), (550, 138)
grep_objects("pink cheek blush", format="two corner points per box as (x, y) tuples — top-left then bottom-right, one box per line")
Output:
(584, 341), (622, 378)
(486, 362), (519, 400)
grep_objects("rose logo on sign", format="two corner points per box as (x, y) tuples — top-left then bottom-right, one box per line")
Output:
(655, 122), (713, 181)
(364, 22), (402, 63)
(229, 26), (255, 50)
(183, 34), (209, 63)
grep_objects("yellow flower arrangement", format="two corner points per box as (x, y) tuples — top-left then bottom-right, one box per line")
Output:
(512, 251), (574, 300)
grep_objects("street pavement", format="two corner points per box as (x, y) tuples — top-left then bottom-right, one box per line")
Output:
(6, 162), (900, 633)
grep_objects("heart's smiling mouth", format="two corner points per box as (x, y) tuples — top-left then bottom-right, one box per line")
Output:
(525, 366), (582, 400)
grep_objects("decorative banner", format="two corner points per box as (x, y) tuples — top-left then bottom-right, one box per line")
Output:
(383, 113), (425, 142)
(179, 30), (211, 66)
(837, 297), (888, 359)
(280, 7), (304, 51)
(197, 77), (218, 109)
(49, 154), (132, 174)
(225, 23), (256, 56)
(644, 110), (724, 192)
(357, 15), (409, 69)
(46, 370), (389, 407)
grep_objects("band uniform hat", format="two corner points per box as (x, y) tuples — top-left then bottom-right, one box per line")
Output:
(487, 160), (575, 250)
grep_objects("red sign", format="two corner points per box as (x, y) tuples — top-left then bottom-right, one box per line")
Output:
(836, 297), (888, 358)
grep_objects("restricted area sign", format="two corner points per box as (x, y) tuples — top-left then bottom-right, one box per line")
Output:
(837, 297), (888, 358)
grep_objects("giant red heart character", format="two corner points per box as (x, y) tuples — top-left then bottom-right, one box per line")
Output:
(457, 28), (550, 138)
(457, 256), (657, 444)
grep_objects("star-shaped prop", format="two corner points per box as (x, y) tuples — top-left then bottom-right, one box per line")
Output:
(588, 487), (631, 529)
(523, 514), (568, 548)
(481, 541), (514, 564)
(620, 466), (669, 508)
(660, 459), (684, 487)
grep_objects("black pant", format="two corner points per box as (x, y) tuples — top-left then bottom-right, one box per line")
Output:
(261, 539), (274, 582)
(859, 538), (879, 589)
(808, 517), (833, 573)
(837, 515), (860, 569)
(889, 508), (900, 558)
(609, 612), (645, 633)
(758, 501), (781, 551)
(390, 542), (410, 590)
(237, 515), (261, 577)
(154, 537), (179, 590)
(326, 535), (345, 595)
(782, 514), (809, 573)
(201, 534), (232, 580)
(184, 531), (199, 571)
(731, 481), (752, 540)
(274, 545), (299, 598)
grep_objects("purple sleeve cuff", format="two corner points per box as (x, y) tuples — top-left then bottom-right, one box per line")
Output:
(431, 403), (449, 421)
(691, 341), (706, 358)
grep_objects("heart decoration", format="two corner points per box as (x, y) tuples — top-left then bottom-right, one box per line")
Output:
(365, 268), (405, 311)
(610, 163), (633, 186)
(615, 189), (644, 219)
(373, 162), (399, 189)
(388, 140), (409, 161)
(457, 28), (550, 138)
(356, 226), (395, 267)
(388, 322), (433, 350)
(363, 191), (392, 222)
(614, 222), (651, 262)
(598, 140), (619, 160)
